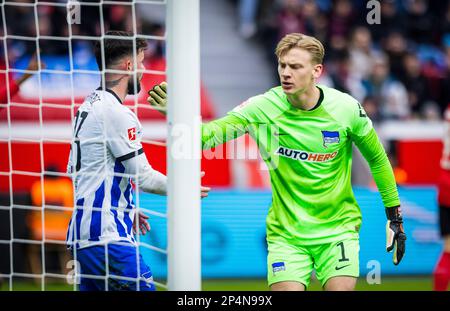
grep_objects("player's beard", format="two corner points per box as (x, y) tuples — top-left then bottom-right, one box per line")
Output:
(127, 75), (141, 95)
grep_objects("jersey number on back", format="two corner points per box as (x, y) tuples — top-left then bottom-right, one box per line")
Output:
(73, 111), (89, 172)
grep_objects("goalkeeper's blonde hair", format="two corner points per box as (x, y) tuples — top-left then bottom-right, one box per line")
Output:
(275, 33), (325, 65)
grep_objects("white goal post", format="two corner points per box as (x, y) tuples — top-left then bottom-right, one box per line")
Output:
(166, 0), (201, 291)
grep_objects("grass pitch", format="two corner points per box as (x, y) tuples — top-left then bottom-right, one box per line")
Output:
(0, 276), (434, 291)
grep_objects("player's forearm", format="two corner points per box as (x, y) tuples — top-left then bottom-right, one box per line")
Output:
(355, 128), (400, 208)
(201, 114), (248, 149)
(135, 168), (167, 195)
(122, 152), (167, 195)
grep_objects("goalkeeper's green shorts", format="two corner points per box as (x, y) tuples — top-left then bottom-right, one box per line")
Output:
(267, 236), (360, 288)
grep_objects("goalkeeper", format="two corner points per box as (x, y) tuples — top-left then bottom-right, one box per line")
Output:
(148, 33), (406, 291)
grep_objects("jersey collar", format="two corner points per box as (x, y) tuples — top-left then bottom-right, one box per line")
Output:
(96, 86), (123, 105)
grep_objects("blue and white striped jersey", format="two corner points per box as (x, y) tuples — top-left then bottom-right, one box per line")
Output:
(66, 88), (151, 249)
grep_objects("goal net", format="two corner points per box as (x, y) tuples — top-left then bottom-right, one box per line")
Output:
(0, 0), (201, 291)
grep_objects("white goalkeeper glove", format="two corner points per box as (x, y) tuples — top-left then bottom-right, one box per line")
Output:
(385, 206), (406, 265)
(147, 82), (167, 114)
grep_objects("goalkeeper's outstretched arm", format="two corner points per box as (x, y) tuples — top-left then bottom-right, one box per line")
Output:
(201, 114), (248, 149)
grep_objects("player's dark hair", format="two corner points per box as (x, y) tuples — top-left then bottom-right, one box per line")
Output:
(94, 31), (147, 71)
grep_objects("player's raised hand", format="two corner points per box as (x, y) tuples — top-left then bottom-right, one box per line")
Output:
(133, 210), (151, 235)
(201, 171), (211, 199)
(147, 82), (167, 114)
(385, 206), (406, 265)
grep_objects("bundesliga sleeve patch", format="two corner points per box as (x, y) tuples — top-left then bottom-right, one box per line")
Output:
(128, 127), (136, 141)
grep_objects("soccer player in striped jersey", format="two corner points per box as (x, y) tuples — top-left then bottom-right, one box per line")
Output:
(66, 31), (209, 291)
(148, 33), (406, 291)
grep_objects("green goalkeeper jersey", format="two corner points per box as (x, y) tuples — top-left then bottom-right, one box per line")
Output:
(202, 85), (400, 245)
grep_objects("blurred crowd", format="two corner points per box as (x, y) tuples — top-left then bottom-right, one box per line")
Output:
(235, 0), (450, 121)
